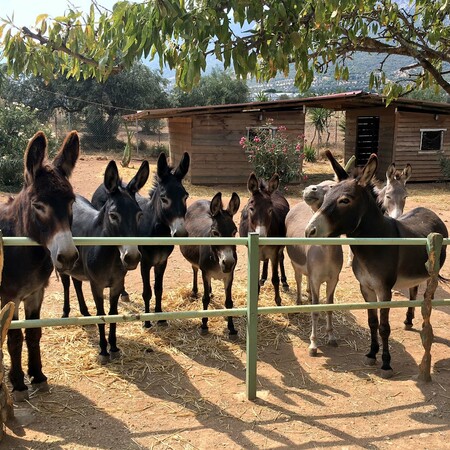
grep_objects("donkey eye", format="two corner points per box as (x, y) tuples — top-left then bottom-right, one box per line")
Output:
(211, 229), (220, 237)
(109, 211), (120, 223)
(161, 196), (169, 205)
(32, 201), (47, 214)
(339, 198), (350, 205)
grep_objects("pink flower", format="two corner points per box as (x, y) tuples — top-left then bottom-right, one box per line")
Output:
(239, 137), (247, 146)
(278, 125), (287, 131)
(253, 136), (261, 143)
(295, 143), (302, 152)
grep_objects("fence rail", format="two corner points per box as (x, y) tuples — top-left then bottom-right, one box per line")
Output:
(1, 233), (450, 400)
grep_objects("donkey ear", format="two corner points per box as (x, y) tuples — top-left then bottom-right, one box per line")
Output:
(325, 150), (349, 181)
(227, 192), (240, 216)
(24, 131), (47, 183)
(174, 152), (190, 180)
(104, 160), (121, 193)
(267, 173), (280, 194)
(157, 152), (170, 179)
(359, 154), (378, 187)
(247, 173), (259, 194)
(127, 160), (150, 194)
(401, 164), (412, 185)
(386, 163), (396, 184)
(210, 192), (223, 216)
(53, 130), (80, 178)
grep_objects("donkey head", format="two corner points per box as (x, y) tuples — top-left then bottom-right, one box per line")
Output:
(381, 163), (412, 219)
(23, 131), (79, 272)
(303, 179), (336, 212)
(209, 192), (240, 273)
(245, 172), (279, 237)
(102, 160), (149, 270)
(153, 152), (190, 237)
(305, 151), (379, 238)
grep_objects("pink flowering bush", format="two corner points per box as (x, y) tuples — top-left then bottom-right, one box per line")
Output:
(240, 122), (304, 185)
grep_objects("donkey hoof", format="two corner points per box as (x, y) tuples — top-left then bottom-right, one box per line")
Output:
(275, 299), (282, 307)
(110, 350), (121, 361)
(282, 283), (290, 292)
(363, 356), (377, 366)
(32, 381), (50, 393)
(200, 327), (209, 336)
(380, 369), (394, 379)
(13, 389), (29, 402)
(157, 320), (168, 327)
(98, 354), (110, 365)
(259, 279), (266, 287)
(327, 339), (338, 347)
(404, 323), (413, 330)
(308, 347), (318, 357)
(143, 321), (152, 329)
(121, 293), (131, 303)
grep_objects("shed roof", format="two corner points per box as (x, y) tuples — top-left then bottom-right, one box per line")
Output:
(123, 90), (450, 121)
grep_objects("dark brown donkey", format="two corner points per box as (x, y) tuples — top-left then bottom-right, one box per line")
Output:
(181, 192), (240, 338)
(0, 131), (80, 401)
(305, 151), (448, 379)
(239, 173), (290, 306)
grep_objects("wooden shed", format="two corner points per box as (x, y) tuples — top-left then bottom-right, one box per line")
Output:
(124, 91), (450, 183)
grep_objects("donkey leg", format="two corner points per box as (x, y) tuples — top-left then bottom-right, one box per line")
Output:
(271, 254), (282, 306)
(293, 268), (303, 305)
(73, 278), (91, 317)
(108, 286), (122, 359)
(24, 289), (48, 392)
(279, 249), (289, 292)
(154, 261), (168, 325)
(361, 286), (379, 366)
(224, 273), (237, 339)
(260, 260), (268, 287)
(91, 284), (109, 363)
(200, 272), (212, 335)
(379, 306), (393, 378)
(191, 266), (199, 298)
(7, 326), (29, 401)
(404, 285), (418, 329)
(141, 261), (153, 328)
(61, 273), (71, 318)
(325, 280), (339, 347)
(308, 279), (320, 356)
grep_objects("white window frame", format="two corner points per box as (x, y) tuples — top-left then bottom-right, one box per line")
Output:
(419, 128), (446, 154)
(246, 125), (277, 141)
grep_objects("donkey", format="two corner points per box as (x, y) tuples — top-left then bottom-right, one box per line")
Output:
(286, 179), (343, 356)
(305, 151), (448, 378)
(239, 173), (290, 306)
(61, 160), (149, 362)
(92, 152), (190, 328)
(0, 131), (79, 401)
(61, 160), (150, 319)
(180, 192), (240, 337)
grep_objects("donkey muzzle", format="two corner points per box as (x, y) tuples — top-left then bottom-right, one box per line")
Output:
(119, 246), (141, 271)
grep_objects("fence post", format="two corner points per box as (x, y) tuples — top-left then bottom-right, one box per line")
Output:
(418, 232), (444, 382)
(0, 232), (15, 438)
(246, 232), (260, 400)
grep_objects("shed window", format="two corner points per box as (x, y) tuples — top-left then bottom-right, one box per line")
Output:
(420, 129), (446, 152)
(246, 126), (277, 141)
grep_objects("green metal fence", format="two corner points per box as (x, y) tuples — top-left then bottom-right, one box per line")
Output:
(2, 233), (450, 400)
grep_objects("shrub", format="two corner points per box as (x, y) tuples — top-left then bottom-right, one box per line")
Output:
(0, 104), (56, 191)
(303, 143), (317, 162)
(240, 122), (304, 185)
(149, 143), (169, 158)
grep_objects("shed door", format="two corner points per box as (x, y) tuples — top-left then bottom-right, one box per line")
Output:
(356, 116), (380, 166)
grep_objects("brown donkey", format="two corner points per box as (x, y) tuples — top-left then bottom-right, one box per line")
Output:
(0, 131), (80, 401)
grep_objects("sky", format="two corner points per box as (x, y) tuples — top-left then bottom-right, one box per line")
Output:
(0, 0), (117, 27)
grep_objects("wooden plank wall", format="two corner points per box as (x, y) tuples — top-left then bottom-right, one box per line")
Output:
(170, 111), (305, 185)
(345, 107), (396, 179)
(395, 112), (450, 182)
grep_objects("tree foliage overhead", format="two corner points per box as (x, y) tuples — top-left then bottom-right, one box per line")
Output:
(1, 0), (450, 101)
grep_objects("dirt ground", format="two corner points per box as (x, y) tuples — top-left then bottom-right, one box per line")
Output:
(2, 153), (450, 450)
